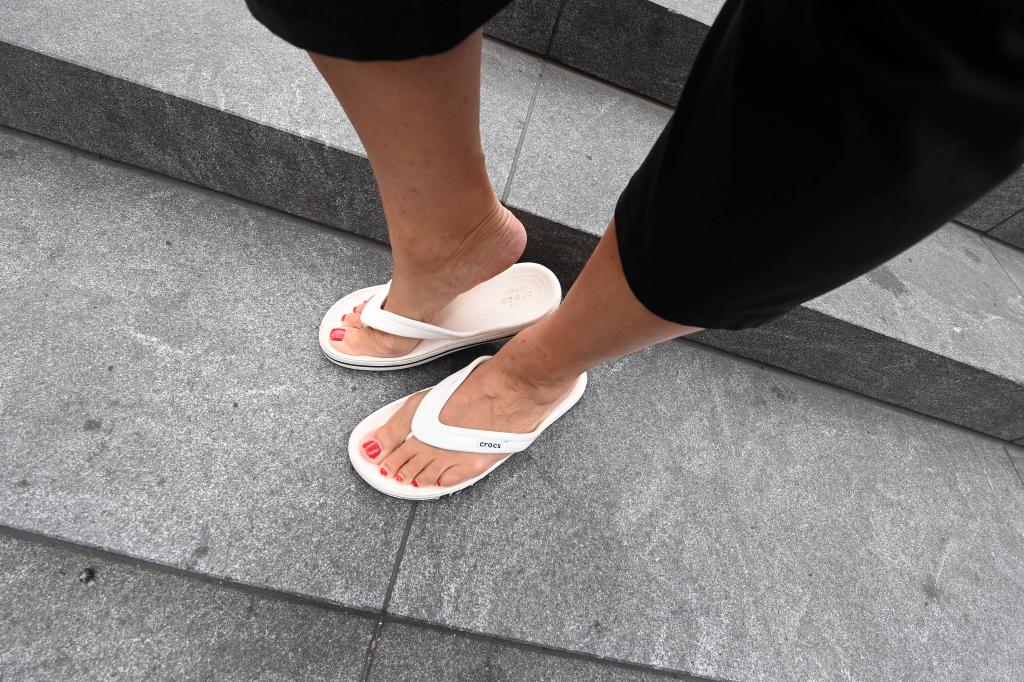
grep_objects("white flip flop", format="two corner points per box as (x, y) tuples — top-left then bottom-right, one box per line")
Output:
(347, 355), (587, 500)
(319, 263), (562, 371)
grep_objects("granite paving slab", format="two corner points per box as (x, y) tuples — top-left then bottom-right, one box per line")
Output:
(986, 235), (1024, 305)
(369, 622), (696, 681)
(486, 0), (563, 54)
(990, 211), (1024, 251)
(0, 532), (373, 681)
(0, 127), (462, 610)
(505, 63), (671, 236)
(389, 343), (1024, 681)
(0, 0), (541, 210)
(958, 166), (1024, 236)
(550, 0), (711, 104)
(700, 225), (1024, 441)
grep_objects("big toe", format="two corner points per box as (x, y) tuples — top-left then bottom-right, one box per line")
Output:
(358, 390), (428, 463)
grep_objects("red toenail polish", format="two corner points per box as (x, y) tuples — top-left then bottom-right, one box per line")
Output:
(435, 479), (441, 486)
(330, 328), (345, 341)
(412, 479), (419, 487)
(379, 467), (388, 477)
(353, 306), (358, 313)
(362, 440), (380, 458)
(341, 314), (348, 322)
(395, 473), (404, 483)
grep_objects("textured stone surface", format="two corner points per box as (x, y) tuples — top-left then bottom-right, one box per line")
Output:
(551, 0), (710, 104)
(369, 623), (688, 681)
(0, 41), (388, 244)
(697, 225), (1024, 441)
(506, 63), (671, 236)
(987, 235), (1024, 302)
(0, 0), (540, 199)
(696, 308), (1024, 442)
(0, 533), (372, 681)
(958, 166), (1024, 232)
(389, 343), (1024, 681)
(0, 128), (451, 610)
(990, 210), (1024, 251)
(651, 0), (726, 26)
(485, 0), (562, 54)
(810, 225), (1024, 386)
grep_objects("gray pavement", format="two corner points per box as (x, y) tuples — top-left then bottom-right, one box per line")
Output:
(2, 127), (1024, 680)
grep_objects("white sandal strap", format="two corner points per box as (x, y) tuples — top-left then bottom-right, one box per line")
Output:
(411, 356), (587, 455)
(359, 282), (476, 341)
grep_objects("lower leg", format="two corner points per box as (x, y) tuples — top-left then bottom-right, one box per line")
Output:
(361, 221), (702, 487)
(310, 30), (525, 355)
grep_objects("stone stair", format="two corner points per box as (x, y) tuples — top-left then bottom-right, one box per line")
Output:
(2, 2), (1024, 680)
(2, 0), (1023, 444)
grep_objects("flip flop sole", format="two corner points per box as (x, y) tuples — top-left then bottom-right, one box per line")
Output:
(319, 264), (561, 371)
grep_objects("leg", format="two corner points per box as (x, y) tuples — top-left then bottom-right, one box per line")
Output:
(361, 0), (1024, 489)
(311, 30), (526, 357)
(361, 220), (701, 487)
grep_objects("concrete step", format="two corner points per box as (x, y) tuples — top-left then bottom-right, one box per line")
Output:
(2, 3), (1023, 442)
(2, 531), (691, 681)
(0, 531), (374, 680)
(3, 128), (1024, 681)
(2, 1), (1021, 254)
(489, 0), (720, 105)
(484, 0), (1024, 249)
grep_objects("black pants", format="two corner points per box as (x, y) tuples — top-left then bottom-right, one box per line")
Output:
(247, 0), (1024, 329)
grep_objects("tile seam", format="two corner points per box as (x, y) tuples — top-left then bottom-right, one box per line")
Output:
(544, 0), (572, 56)
(1003, 444), (1024, 489)
(361, 501), (419, 681)
(979, 231), (1024, 299)
(987, 205), (1024, 235)
(499, 61), (546, 204)
(0, 521), (717, 680)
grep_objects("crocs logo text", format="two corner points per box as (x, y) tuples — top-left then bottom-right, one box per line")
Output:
(479, 442), (503, 449)
(502, 287), (535, 305)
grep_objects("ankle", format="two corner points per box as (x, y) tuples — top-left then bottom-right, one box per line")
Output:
(384, 199), (526, 322)
(485, 351), (579, 407)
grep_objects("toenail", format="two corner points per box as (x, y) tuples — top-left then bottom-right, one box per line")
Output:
(435, 479), (441, 486)
(379, 467), (388, 477)
(341, 314), (347, 322)
(412, 479), (419, 487)
(395, 473), (404, 483)
(330, 328), (345, 341)
(353, 306), (358, 313)
(362, 440), (381, 459)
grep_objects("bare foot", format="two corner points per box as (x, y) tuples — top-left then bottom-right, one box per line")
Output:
(356, 355), (577, 487)
(327, 200), (526, 358)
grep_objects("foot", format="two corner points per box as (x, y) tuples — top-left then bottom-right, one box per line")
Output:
(328, 201), (526, 358)
(357, 356), (578, 488)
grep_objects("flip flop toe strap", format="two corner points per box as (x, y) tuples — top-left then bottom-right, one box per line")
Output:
(411, 356), (541, 455)
(359, 282), (476, 341)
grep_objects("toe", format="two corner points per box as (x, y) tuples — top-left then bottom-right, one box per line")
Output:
(416, 457), (452, 488)
(378, 438), (422, 482)
(436, 463), (479, 488)
(397, 450), (436, 487)
(437, 457), (501, 488)
(359, 390), (427, 463)
(340, 309), (363, 328)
